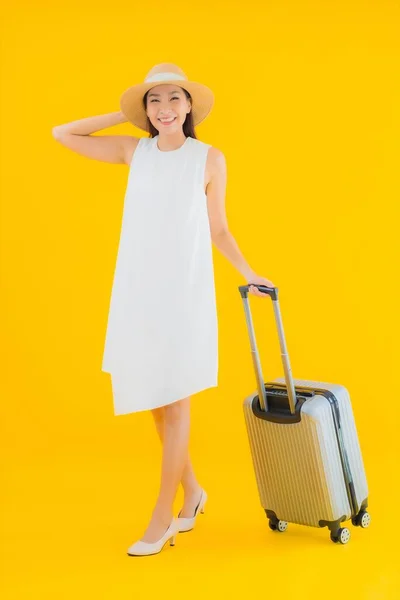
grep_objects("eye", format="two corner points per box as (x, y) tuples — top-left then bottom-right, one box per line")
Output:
(150, 96), (179, 102)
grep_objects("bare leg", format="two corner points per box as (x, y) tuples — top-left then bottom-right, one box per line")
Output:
(151, 405), (202, 504)
(140, 397), (192, 543)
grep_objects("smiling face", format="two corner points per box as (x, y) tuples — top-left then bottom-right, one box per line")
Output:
(145, 84), (192, 133)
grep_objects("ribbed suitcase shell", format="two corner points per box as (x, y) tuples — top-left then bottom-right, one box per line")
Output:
(243, 376), (369, 527)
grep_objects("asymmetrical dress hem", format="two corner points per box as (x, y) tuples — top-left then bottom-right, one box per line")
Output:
(111, 377), (218, 416)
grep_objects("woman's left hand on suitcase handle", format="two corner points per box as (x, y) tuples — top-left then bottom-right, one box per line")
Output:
(247, 273), (276, 297)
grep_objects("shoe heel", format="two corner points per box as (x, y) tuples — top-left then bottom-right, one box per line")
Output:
(170, 533), (177, 546)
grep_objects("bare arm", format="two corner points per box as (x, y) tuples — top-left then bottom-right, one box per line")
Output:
(52, 111), (138, 165)
(206, 148), (276, 293)
(206, 148), (255, 280)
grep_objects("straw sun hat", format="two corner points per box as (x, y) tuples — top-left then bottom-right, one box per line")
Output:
(119, 62), (215, 132)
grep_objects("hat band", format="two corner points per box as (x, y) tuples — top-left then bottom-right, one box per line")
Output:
(145, 72), (186, 83)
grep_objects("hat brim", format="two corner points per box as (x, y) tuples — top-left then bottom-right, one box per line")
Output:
(119, 80), (214, 132)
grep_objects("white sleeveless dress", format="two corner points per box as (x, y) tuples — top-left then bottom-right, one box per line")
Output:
(101, 135), (219, 415)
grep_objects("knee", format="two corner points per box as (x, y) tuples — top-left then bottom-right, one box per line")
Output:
(151, 406), (164, 423)
(163, 397), (190, 424)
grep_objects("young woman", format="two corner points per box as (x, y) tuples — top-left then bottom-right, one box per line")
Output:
(52, 62), (275, 556)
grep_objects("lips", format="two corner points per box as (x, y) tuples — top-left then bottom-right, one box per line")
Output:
(158, 117), (177, 123)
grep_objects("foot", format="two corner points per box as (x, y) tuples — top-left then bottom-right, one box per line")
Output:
(178, 486), (203, 518)
(140, 511), (174, 544)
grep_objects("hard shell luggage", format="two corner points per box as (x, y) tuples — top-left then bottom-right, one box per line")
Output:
(239, 284), (370, 544)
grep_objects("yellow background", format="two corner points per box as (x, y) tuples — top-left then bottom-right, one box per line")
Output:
(1, 0), (399, 598)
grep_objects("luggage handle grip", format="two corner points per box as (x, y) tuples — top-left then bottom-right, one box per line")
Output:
(238, 284), (297, 414)
(239, 284), (277, 300)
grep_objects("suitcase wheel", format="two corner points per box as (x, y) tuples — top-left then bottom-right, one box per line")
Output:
(351, 510), (371, 529)
(330, 527), (351, 544)
(269, 519), (288, 533)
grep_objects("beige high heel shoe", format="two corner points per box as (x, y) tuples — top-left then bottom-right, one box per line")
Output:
(177, 489), (207, 533)
(127, 517), (179, 556)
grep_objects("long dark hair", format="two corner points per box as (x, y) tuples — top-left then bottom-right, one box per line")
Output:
(142, 87), (197, 139)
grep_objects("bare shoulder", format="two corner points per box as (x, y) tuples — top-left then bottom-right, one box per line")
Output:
(206, 146), (226, 183)
(205, 146), (226, 186)
(207, 145), (225, 161)
(122, 136), (142, 165)
(207, 146), (226, 172)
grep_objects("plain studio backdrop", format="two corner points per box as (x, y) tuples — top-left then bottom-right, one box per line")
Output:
(1, 0), (399, 598)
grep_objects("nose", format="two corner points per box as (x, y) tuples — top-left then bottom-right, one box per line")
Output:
(157, 100), (175, 116)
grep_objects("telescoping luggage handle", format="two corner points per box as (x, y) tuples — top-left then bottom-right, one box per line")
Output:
(238, 284), (298, 414)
